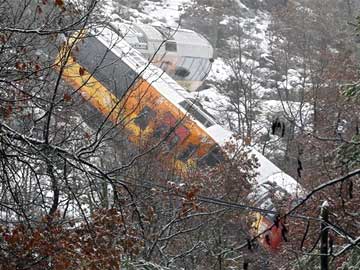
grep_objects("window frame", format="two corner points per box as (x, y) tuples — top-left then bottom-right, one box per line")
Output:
(134, 106), (156, 130)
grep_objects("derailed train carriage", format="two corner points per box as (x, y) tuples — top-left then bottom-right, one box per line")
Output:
(114, 22), (214, 92)
(54, 26), (301, 251)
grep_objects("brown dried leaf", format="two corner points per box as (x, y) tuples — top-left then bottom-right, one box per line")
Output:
(36, 5), (42, 14)
(63, 93), (72, 102)
(0, 35), (6, 43)
(79, 67), (85, 76)
(4, 104), (13, 118)
(15, 62), (22, 70)
(54, 0), (64, 7)
(15, 62), (27, 70)
(84, 132), (91, 140)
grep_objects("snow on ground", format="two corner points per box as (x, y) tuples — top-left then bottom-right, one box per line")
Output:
(252, 12), (271, 55)
(102, 0), (190, 27)
(208, 58), (233, 81)
(101, 0), (115, 17)
(141, 0), (189, 27)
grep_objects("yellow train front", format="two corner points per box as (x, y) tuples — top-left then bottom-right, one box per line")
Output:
(54, 26), (301, 251)
(250, 182), (292, 251)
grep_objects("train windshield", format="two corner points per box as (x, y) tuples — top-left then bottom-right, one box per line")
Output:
(173, 57), (211, 82)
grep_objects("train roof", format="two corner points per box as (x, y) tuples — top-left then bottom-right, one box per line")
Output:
(93, 27), (301, 195)
(115, 22), (214, 59)
(170, 27), (213, 58)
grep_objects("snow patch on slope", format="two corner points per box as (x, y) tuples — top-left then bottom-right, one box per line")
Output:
(141, 0), (189, 27)
(208, 58), (233, 81)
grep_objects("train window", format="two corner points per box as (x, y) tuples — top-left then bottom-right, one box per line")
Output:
(178, 144), (198, 162)
(179, 100), (214, 128)
(176, 57), (210, 82)
(165, 41), (177, 52)
(167, 127), (191, 150)
(188, 58), (202, 81)
(152, 112), (190, 150)
(177, 57), (195, 80)
(188, 98), (216, 121)
(193, 58), (207, 81)
(153, 124), (168, 139)
(134, 106), (156, 130)
(153, 112), (176, 139)
(199, 146), (224, 167)
(167, 134), (180, 150)
(174, 125), (190, 142)
(198, 60), (211, 81)
(175, 67), (190, 78)
(176, 57), (206, 82)
(153, 125), (179, 150)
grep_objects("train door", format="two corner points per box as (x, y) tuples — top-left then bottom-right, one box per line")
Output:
(152, 112), (190, 152)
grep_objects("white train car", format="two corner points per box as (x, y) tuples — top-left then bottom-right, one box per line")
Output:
(114, 22), (214, 92)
